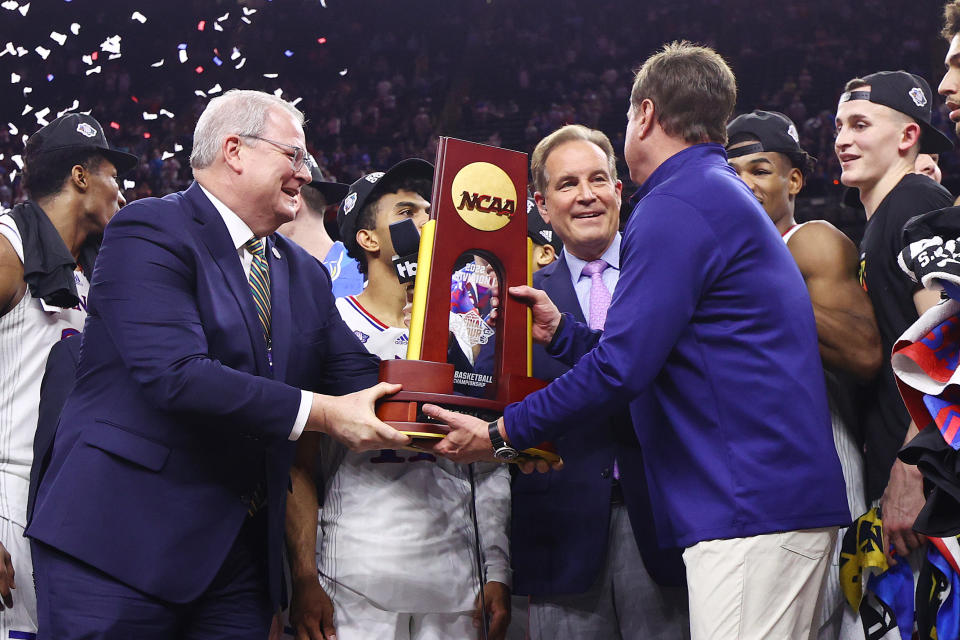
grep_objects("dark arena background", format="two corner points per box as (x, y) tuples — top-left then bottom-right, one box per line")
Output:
(0, 0), (953, 243)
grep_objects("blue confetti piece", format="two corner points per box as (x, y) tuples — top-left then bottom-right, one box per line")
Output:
(284, 50), (293, 57)
(213, 56), (222, 66)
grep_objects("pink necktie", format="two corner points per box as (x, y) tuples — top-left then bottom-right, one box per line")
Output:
(582, 259), (611, 330)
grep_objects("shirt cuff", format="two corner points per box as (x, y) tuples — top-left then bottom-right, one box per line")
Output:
(289, 390), (312, 441)
(484, 566), (513, 589)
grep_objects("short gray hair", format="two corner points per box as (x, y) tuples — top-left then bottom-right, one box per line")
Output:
(530, 124), (618, 195)
(190, 89), (305, 169)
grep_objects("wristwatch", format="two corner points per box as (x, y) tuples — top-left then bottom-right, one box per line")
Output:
(488, 419), (519, 460)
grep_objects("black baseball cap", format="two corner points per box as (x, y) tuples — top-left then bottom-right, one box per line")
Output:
(336, 158), (434, 243)
(838, 70), (953, 154)
(726, 110), (815, 168)
(526, 197), (563, 252)
(302, 153), (349, 204)
(27, 113), (138, 174)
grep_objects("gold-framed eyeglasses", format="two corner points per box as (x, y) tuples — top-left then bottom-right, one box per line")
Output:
(240, 135), (306, 171)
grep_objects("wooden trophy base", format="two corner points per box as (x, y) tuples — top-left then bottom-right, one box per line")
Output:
(376, 359), (560, 464)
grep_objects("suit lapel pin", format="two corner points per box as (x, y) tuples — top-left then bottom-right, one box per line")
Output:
(272, 246), (281, 259)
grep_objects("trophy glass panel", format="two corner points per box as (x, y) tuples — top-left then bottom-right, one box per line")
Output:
(448, 251), (501, 398)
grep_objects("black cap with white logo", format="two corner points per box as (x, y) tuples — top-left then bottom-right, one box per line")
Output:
(726, 110), (813, 163)
(302, 153), (349, 204)
(27, 113), (138, 173)
(336, 158), (434, 245)
(838, 70), (953, 154)
(526, 197), (563, 252)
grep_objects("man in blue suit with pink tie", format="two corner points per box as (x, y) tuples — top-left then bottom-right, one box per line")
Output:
(512, 125), (688, 639)
(26, 89), (410, 639)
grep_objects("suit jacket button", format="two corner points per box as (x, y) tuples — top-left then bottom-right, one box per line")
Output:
(600, 468), (611, 479)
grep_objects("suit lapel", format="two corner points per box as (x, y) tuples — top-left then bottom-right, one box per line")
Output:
(265, 236), (291, 380)
(543, 254), (586, 324)
(187, 183), (271, 376)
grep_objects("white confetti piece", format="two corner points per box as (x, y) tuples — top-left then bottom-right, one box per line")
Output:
(213, 22), (222, 31)
(124, 179), (135, 190)
(159, 109), (174, 118)
(70, 23), (80, 35)
(207, 83), (222, 94)
(7, 123), (17, 136)
(50, 31), (67, 46)
(17, 2), (27, 16)
(230, 47), (241, 60)
(217, 12), (229, 21)
(16, 46), (27, 57)
(85, 66), (101, 76)
(339, 68), (348, 76)
(0, 42), (14, 56)
(56, 99), (79, 117)
(174, 143), (183, 152)
(100, 35), (121, 55)
(9, 72), (19, 83)
(234, 57), (246, 69)
(143, 112), (158, 121)
(242, 7), (256, 15)
(35, 107), (50, 126)
(21, 104), (31, 115)
(35, 45), (50, 60)
(82, 54), (92, 65)
(150, 58), (164, 67)
(21, 86), (30, 95)
(178, 49), (188, 64)
(194, 90), (206, 97)
(0, 1), (17, 10)
(130, 11), (146, 23)
(11, 155), (22, 169)
(108, 53), (121, 60)
(241, 16), (251, 24)
(273, 88), (283, 98)
(161, 151), (174, 160)
(291, 97), (303, 106)
(263, 73), (278, 79)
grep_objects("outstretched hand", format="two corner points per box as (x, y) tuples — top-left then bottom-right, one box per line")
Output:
(508, 286), (561, 345)
(307, 383), (410, 452)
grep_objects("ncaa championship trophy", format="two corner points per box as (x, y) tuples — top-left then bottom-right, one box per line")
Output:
(376, 137), (559, 464)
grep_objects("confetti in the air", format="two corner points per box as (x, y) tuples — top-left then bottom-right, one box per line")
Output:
(50, 32), (67, 46)
(56, 100), (79, 117)
(131, 11), (146, 24)
(35, 46), (50, 60)
(161, 151), (174, 160)
(11, 155), (23, 169)
(284, 50), (293, 57)
(208, 83), (222, 94)
(234, 57), (246, 69)
(100, 35), (121, 55)
(263, 73), (278, 78)
(150, 59), (164, 67)
(159, 109), (174, 118)
(142, 112), (158, 121)
(174, 143), (184, 152)
(339, 68), (348, 76)
(17, 2), (27, 16)
(10, 73), (19, 83)
(85, 66), (101, 76)
(214, 23), (223, 32)
(0, 1), (18, 10)
(124, 179), (136, 190)
(230, 47), (241, 60)
(197, 20), (205, 31)
(243, 7), (257, 15)
(70, 23), (80, 35)
(7, 123), (17, 136)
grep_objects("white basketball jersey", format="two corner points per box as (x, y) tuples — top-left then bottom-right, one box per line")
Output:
(321, 295), (510, 613)
(0, 214), (88, 527)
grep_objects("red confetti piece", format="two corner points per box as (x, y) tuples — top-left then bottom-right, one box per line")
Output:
(109, 121), (120, 129)
(195, 66), (203, 73)
(197, 20), (205, 31)
(143, 132), (151, 139)
(91, 51), (98, 60)
(317, 37), (327, 44)
(130, 95), (139, 103)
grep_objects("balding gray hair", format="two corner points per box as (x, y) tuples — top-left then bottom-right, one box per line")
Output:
(190, 89), (305, 170)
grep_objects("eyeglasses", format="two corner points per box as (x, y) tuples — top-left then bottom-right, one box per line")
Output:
(240, 135), (306, 172)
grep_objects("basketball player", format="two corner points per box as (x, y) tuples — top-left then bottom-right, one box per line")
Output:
(0, 113), (135, 639)
(285, 160), (512, 640)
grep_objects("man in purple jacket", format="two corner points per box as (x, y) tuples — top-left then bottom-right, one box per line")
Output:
(427, 42), (849, 639)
